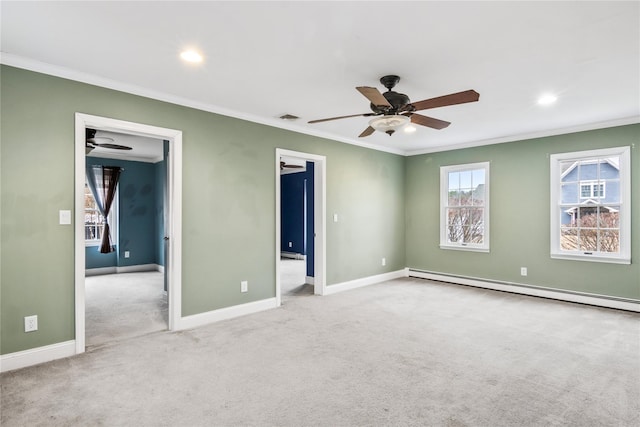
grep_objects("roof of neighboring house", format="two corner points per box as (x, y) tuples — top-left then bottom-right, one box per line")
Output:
(560, 158), (620, 180)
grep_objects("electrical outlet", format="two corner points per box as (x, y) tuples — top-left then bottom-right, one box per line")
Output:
(382, 258), (386, 266)
(333, 213), (338, 222)
(241, 281), (248, 293)
(124, 251), (130, 258)
(288, 242), (292, 248)
(521, 267), (528, 276)
(24, 315), (38, 332)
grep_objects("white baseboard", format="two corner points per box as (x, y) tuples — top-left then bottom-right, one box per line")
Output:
(0, 340), (76, 373)
(325, 269), (408, 295)
(177, 297), (278, 331)
(409, 269), (640, 312)
(305, 276), (315, 285)
(85, 263), (162, 276)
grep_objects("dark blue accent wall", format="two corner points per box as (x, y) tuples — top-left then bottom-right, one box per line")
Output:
(280, 162), (314, 277)
(85, 157), (163, 269)
(305, 162), (314, 277)
(281, 171), (305, 254)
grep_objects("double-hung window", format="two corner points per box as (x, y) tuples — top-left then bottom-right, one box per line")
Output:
(550, 146), (630, 264)
(440, 162), (490, 252)
(84, 182), (117, 246)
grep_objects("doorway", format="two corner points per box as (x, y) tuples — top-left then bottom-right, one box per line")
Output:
(74, 114), (183, 354)
(275, 149), (326, 306)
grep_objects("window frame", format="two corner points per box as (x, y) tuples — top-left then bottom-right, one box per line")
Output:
(439, 161), (490, 252)
(550, 146), (630, 264)
(84, 182), (118, 247)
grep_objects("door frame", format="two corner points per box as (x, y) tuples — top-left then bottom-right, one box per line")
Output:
(74, 113), (183, 354)
(275, 148), (326, 305)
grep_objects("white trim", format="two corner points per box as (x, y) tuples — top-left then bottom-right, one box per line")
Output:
(1, 53), (403, 156)
(0, 340), (76, 373)
(440, 161), (490, 252)
(75, 113), (183, 353)
(178, 298), (278, 331)
(324, 269), (408, 296)
(409, 270), (640, 312)
(405, 116), (640, 156)
(550, 146), (631, 264)
(85, 263), (163, 276)
(3, 54), (636, 158)
(275, 149), (327, 306)
(305, 276), (315, 285)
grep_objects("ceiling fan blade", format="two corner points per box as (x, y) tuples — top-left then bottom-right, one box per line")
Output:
(409, 113), (451, 130)
(356, 86), (392, 107)
(93, 143), (133, 150)
(308, 113), (374, 124)
(411, 90), (480, 111)
(358, 126), (375, 138)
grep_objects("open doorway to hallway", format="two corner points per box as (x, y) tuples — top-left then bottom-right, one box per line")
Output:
(275, 149), (326, 306)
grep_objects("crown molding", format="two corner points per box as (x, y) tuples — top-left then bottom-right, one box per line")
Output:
(2, 53), (637, 158)
(404, 116), (640, 156)
(0, 52), (404, 156)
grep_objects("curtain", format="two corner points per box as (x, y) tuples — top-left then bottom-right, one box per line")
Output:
(86, 165), (122, 253)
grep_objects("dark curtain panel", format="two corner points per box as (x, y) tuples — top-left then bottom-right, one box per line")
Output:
(86, 165), (122, 253)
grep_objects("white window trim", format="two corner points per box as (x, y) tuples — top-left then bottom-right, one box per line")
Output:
(550, 146), (630, 264)
(440, 161), (490, 252)
(579, 181), (605, 199)
(84, 187), (118, 247)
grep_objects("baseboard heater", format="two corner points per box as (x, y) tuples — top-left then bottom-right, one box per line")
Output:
(408, 268), (639, 313)
(281, 252), (305, 260)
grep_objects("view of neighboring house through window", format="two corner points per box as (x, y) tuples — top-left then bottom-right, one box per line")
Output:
(440, 162), (490, 252)
(550, 146), (630, 264)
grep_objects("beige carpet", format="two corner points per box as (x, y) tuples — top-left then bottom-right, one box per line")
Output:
(280, 258), (313, 298)
(2, 277), (639, 426)
(85, 271), (167, 347)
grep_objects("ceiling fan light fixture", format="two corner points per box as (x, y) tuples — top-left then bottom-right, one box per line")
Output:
(369, 114), (410, 135)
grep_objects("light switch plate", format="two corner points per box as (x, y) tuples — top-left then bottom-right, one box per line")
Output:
(59, 210), (71, 225)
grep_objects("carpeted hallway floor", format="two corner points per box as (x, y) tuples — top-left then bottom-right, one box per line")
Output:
(1, 277), (639, 426)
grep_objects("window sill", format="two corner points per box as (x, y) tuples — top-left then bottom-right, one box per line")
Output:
(440, 244), (490, 253)
(551, 253), (630, 265)
(85, 241), (101, 247)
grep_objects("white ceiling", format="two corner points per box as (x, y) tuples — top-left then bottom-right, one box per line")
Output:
(2, 1), (638, 155)
(87, 130), (164, 163)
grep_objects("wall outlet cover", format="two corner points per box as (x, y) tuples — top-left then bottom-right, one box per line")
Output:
(24, 315), (38, 332)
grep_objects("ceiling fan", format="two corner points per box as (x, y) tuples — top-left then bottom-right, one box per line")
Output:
(85, 128), (133, 154)
(308, 75), (479, 137)
(280, 161), (304, 171)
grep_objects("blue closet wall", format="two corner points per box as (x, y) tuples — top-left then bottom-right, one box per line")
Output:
(280, 162), (314, 277)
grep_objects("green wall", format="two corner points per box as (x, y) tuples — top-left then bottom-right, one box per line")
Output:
(0, 66), (406, 354)
(406, 124), (640, 300)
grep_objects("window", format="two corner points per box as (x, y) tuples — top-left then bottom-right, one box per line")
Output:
(84, 182), (117, 246)
(550, 146), (630, 264)
(440, 162), (490, 252)
(580, 181), (605, 199)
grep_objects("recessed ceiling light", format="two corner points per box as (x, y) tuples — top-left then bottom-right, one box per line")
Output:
(180, 50), (203, 63)
(537, 93), (558, 106)
(404, 125), (417, 133)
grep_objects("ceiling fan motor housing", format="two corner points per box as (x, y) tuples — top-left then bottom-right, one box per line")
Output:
(369, 91), (411, 114)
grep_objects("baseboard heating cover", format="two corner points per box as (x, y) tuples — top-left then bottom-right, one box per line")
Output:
(280, 252), (305, 260)
(409, 269), (639, 312)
